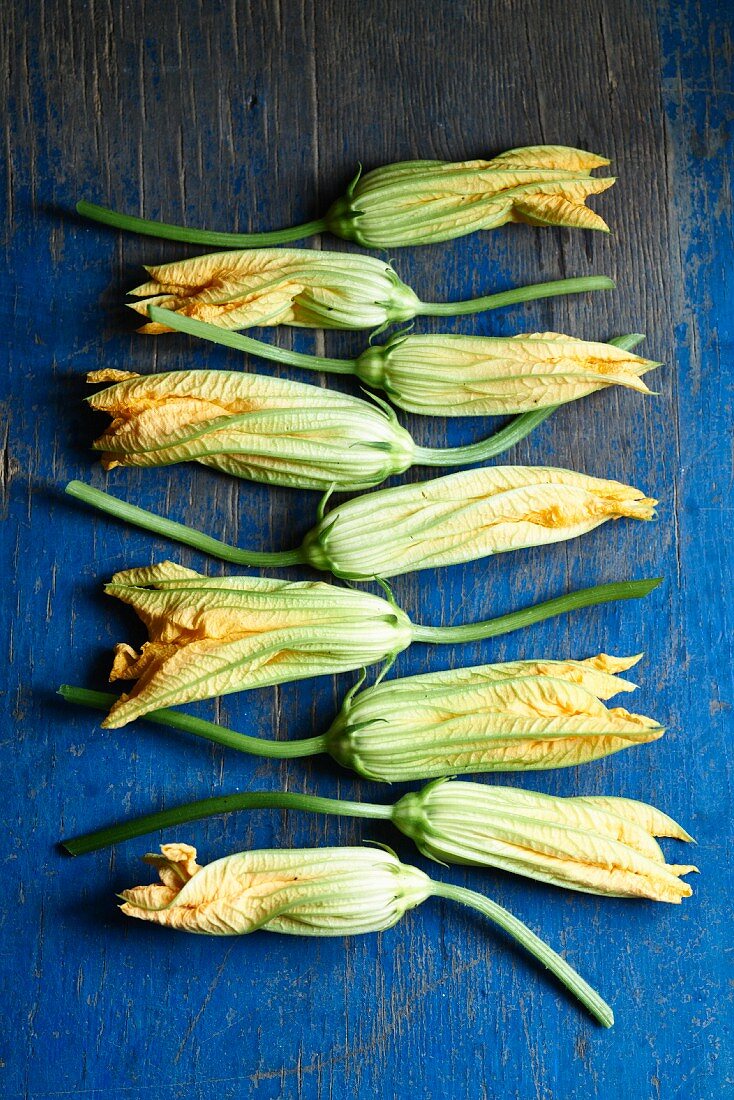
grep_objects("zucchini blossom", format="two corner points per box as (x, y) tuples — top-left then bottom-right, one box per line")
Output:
(84, 368), (560, 491)
(300, 466), (656, 580)
(86, 369), (417, 492)
(68, 779), (696, 905)
(97, 562), (659, 727)
(63, 652), (664, 779)
(78, 145), (615, 250)
(119, 842), (614, 1026)
(391, 781), (696, 902)
(327, 146), (614, 246)
(68, 465), (657, 581)
(126, 247), (613, 334)
(120, 313), (661, 419)
(323, 655), (663, 777)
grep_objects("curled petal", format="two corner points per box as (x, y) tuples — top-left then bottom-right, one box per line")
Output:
(127, 248), (420, 333)
(120, 845), (431, 936)
(103, 566), (413, 727)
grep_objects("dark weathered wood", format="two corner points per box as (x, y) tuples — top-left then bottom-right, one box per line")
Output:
(1, 0), (732, 1095)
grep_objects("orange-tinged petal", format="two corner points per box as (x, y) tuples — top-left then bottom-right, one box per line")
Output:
(102, 566), (413, 727)
(120, 845), (432, 936)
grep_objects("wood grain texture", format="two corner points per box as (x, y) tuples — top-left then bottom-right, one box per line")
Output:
(1, 0), (732, 1096)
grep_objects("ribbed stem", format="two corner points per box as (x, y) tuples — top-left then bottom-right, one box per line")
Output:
(411, 578), (662, 644)
(417, 275), (615, 317)
(58, 685), (328, 759)
(431, 880), (613, 1027)
(61, 789), (393, 856)
(76, 200), (328, 247)
(65, 481), (307, 567)
(146, 307), (357, 375)
(413, 407), (557, 466)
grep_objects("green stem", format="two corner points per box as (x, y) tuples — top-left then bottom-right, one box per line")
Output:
(607, 334), (646, 352)
(417, 275), (615, 317)
(431, 880), (613, 1027)
(58, 685), (327, 759)
(411, 578), (662, 644)
(76, 200), (328, 247)
(146, 307), (356, 375)
(61, 789), (393, 857)
(65, 481), (306, 568)
(411, 333), (645, 467)
(413, 407), (557, 466)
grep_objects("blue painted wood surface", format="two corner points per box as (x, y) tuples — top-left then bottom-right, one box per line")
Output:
(2, 1), (732, 1096)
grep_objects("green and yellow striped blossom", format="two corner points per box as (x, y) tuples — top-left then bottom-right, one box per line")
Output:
(148, 309), (659, 419)
(65, 778), (696, 905)
(123, 247), (612, 334)
(322, 654), (663, 777)
(78, 145), (615, 250)
(326, 146), (615, 246)
(117, 842), (614, 1025)
(391, 781), (696, 902)
(86, 368), (417, 492)
(83, 368), (574, 491)
(68, 465), (657, 581)
(353, 330), (657, 415)
(91, 563), (659, 728)
(299, 466), (656, 580)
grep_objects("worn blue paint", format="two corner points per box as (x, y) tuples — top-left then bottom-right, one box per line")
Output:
(2, 1), (732, 1097)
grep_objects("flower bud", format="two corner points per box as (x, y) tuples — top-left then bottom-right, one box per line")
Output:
(128, 248), (421, 333)
(120, 843), (431, 935)
(102, 561), (413, 728)
(324, 658), (663, 779)
(325, 146), (615, 248)
(119, 841), (615, 1024)
(301, 465), (656, 579)
(391, 780), (696, 903)
(87, 369), (416, 492)
(355, 331), (659, 416)
(98, 563), (659, 728)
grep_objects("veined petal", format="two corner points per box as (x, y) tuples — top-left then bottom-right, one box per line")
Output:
(120, 844), (431, 936)
(87, 369), (416, 490)
(512, 191), (612, 232)
(353, 654), (642, 703)
(308, 465), (656, 579)
(487, 146), (611, 172)
(570, 796), (694, 842)
(103, 566), (413, 726)
(127, 248), (420, 333)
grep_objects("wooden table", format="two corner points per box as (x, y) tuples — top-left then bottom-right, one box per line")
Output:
(3, 1), (732, 1096)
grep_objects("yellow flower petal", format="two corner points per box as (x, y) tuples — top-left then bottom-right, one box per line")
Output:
(102, 567), (413, 727)
(120, 845), (431, 936)
(309, 465), (656, 578)
(87, 369), (416, 491)
(127, 248), (420, 333)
